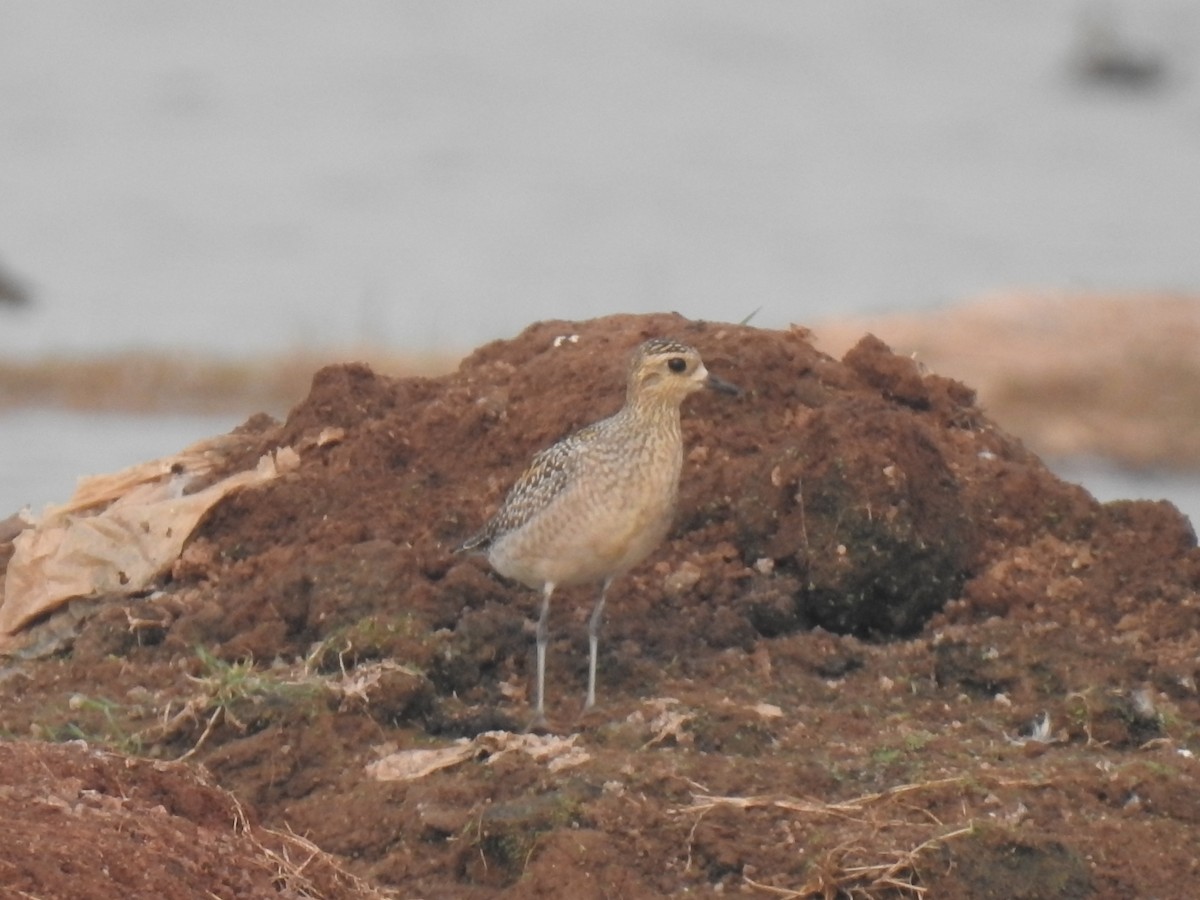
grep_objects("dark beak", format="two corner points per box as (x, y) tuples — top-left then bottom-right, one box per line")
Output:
(705, 373), (741, 396)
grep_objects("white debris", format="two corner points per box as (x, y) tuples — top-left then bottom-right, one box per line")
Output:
(367, 729), (591, 782)
(752, 702), (784, 719)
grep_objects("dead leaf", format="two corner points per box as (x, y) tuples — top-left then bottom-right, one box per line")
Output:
(0, 448), (296, 635)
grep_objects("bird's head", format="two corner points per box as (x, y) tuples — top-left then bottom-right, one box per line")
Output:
(626, 338), (740, 407)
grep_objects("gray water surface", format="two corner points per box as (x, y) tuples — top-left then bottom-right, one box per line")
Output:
(1, 1), (1198, 356)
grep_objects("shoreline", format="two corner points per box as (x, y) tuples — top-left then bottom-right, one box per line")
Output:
(3, 292), (1198, 470)
(0, 348), (460, 417)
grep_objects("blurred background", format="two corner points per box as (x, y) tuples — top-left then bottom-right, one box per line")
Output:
(1, 0), (1198, 522)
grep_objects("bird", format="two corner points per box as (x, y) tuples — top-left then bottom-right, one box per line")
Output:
(459, 337), (739, 726)
(0, 259), (30, 307)
(1073, 2), (1166, 91)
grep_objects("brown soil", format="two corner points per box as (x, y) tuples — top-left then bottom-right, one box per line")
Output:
(2, 313), (1199, 899)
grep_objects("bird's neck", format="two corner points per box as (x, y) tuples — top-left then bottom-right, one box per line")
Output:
(620, 395), (683, 435)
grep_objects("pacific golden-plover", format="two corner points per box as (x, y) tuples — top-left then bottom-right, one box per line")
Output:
(460, 338), (739, 724)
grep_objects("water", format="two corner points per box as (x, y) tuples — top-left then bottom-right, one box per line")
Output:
(1049, 458), (1200, 532)
(0, 1), (1198, 356)
(0, 409), (241, 515)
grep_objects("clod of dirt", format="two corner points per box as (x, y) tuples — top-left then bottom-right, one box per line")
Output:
(933, 826), (1095, 899)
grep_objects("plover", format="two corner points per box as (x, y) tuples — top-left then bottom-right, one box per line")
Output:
(460, 338), (739, 724)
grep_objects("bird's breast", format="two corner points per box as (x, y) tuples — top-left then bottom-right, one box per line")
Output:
(487, 428), (684, 589)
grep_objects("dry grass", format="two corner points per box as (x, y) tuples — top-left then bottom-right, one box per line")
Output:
(679, 778), (975, 899)
(228, 794), (399, 900)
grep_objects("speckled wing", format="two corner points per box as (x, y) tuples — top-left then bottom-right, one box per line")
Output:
(458, 423), (602, 552)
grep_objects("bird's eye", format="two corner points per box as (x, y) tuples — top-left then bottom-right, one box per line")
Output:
(667, 357), (687, 373)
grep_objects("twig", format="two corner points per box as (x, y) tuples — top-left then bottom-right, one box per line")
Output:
(176, 706), (222, 762)
(682, 777), (966, 818)
(680, 779), (973, 900)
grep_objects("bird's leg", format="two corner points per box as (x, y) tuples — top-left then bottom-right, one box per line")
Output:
(585, 579), (611, 710)
(532, 583), (554, 727)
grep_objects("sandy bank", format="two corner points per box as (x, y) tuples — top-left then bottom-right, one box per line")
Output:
(814, 292), (1200, 469)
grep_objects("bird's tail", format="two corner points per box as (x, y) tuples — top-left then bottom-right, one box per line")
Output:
(454, 530), (491, 555)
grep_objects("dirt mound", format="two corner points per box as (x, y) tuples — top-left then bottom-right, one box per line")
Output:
(2, 313), (1198, 898)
